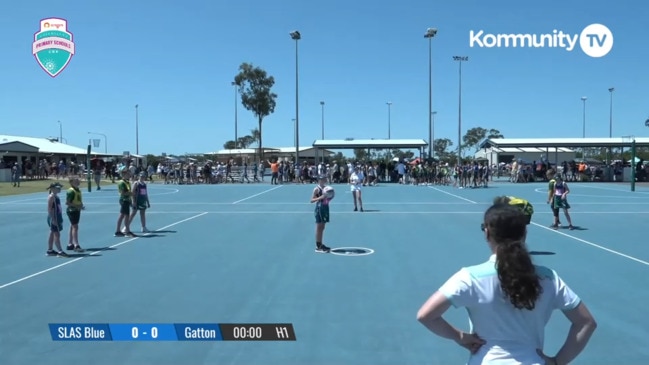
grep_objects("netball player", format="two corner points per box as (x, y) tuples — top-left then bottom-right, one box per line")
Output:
(349, 166), (364, 212)
(128, 172), (151, 233)
(46, 182), (68, 257)
(65, 177), (85, 251)
(548, 174), (574, 230)
(115, 169), (136, 237)
(311, 175), (331, 253)
(417, 204), (596, 364)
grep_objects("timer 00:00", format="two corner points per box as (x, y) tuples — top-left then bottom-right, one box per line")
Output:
(233, 326), (262, 339)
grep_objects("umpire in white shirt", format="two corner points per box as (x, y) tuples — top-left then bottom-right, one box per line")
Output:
(417, 203), (596, 365)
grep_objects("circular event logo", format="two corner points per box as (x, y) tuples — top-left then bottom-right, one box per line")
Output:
(579, 23), (613, 58)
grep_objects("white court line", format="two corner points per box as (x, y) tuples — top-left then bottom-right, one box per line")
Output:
(12, 201), (649, 206)
(428, 186), (478, 204)
(0, 212), (209, 290)
(0, 196), (46, 204)
(578, 184), (649, 194)
(533, 188), (649, 199)
(231, 185), (284, 204)
(426, 184), (649, 267)
(530, 222), (649, 267)
(82, 188), (180, 198)
(0, 187), (179, 205)
(1, 201), (481, 206)
(6, 201), (649, 206)
(1, 211), (649, 215)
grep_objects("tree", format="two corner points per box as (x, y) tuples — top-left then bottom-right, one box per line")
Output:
(487, 129), (504, 139)
(433, 138), (453, 159)
(234, 63), (277, 162)
(249, 128), (261, 147)
(462, 127), (488, 152)
(236, 135), (254, 149)
(223, 140), (236, 149)
(353, 149), (369, 161)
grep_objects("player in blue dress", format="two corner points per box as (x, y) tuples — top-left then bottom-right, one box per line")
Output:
(311, 175), (332, 253)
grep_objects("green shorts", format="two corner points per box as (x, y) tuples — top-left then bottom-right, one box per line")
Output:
(553, 196), (571, 210)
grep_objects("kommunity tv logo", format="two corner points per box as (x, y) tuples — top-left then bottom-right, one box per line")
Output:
(469, 24), (613, 58)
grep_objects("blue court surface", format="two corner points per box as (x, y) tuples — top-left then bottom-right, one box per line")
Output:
(1, 181), (648, 365)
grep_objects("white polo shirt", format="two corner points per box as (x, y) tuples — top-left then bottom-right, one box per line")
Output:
(439, 254), (581, 365)
(350, 172), (364, 191)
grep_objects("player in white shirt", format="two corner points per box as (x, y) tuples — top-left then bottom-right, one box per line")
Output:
(417, 204), (596, 365)
(349, 166), (364, 212)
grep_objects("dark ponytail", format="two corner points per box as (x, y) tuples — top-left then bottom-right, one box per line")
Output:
(484, 204), (543, 310)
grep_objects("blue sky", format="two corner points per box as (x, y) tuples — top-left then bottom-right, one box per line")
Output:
(2, 0), (648, 156)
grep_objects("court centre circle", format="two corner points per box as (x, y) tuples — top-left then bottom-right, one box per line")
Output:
(330, 247), (374, 256)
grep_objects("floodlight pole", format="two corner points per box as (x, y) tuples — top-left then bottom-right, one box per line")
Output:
(290, 30), (301, 165)
(453, 56), (468, 167)
(425, 28), (437, 159)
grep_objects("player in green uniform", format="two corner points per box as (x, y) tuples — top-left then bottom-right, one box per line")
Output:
(493, 196), (534, 224)
(115, 168), (136, 237)
(65, 177), (85, 252)
(547, 173), (574, 230)
(546, 169), (565, 228)
(311, 175), (331, 253)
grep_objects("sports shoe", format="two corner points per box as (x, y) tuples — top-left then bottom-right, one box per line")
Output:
(125, 232), (137, 237)
(315, 245), (331, 253)
(142, 227), (151, 233)
(73, 245), (84, 252)
(46, 250), (58, 256)
(57, 251), (69, 257)
(114, 232), (125, 237)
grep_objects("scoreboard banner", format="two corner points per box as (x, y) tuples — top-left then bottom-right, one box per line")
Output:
(49, 323), (296, 341)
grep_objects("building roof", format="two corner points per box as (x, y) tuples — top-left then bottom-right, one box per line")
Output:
(205, 147), (280, 155)
(483, 147), (575, 153)
(205, 146), (334, 156)
(0, 134), (89, 155)
(313, 139), (428, 149)
(479, 137), (649, 149)
(0, 141), (40, 153)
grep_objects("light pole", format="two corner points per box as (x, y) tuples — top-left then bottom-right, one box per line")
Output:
(320, 101), (325, 164)
(608, 88), (614, 137)
(581, 96), (587, 138)
(290, 30), (301, 164)
(292, 119), (296, 146)
(453, 56), (468, 167)
(320, 101), (325, 139)
(425, 27), (437, 160)
(607, 87), (614, 167)
(88, 132), (108, 154)
(232, 81), (239, 148)
(135, 104), (139, 155)
(386, 102), (392, 139)
(431, 111), (437, 159)
(57, 120), (63, 143)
